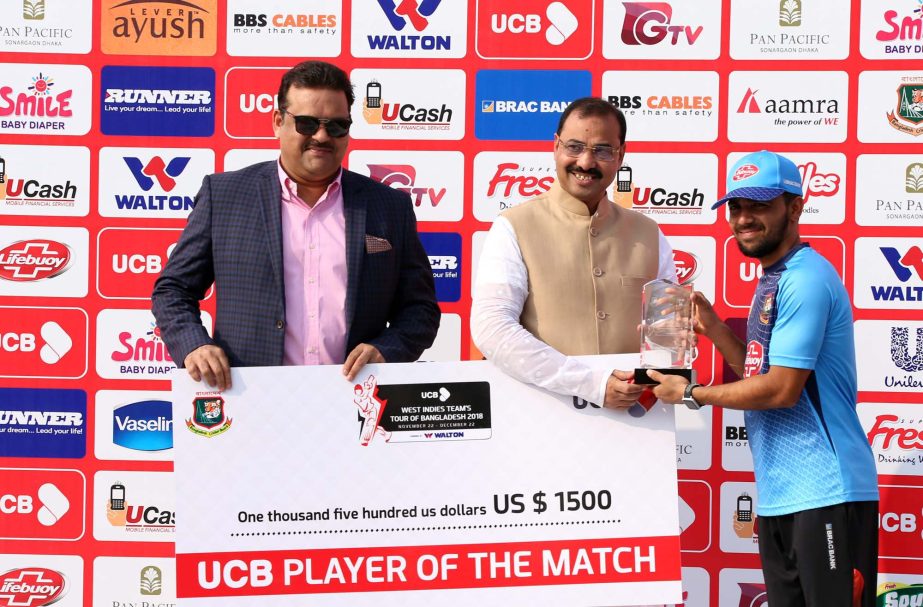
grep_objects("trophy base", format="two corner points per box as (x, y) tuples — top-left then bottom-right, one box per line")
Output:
(633, 367), (695, 385)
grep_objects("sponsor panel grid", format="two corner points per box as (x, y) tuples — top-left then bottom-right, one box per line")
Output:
(1, 0), (920, 603)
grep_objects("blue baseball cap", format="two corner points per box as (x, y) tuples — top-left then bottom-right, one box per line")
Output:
(713, 150), (804, 210)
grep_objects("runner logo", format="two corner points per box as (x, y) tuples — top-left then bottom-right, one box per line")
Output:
(0, 239), (71, 281)
(124, 156), (191, 192)
(621, 2), (704, 46)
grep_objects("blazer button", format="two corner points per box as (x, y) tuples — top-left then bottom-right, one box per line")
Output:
(596, 310), (607, 320)
(593, 267), (604, 277)
(276, 320), (285, 330)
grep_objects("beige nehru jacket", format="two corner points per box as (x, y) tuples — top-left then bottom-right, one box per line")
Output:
(502, 181), (660, 356)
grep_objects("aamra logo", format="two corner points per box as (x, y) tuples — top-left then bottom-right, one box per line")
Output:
(139, 565), (163, 596)
(124, 156), (191, 192)
(0, 568), (67, 607)
(779, 0), (802, 27)
(366, 164), (447, 208)
(738, 89), (760, 113)
(736, 88), (838, 116)
(186, 394), (231, 437)
(908, 163), (923, 193)
(23, 0), (45, 20)
(891, 327), (923, 372)
(620, 2), (704, 46)
(888, 82), (923, 137)
(0, 239), (71, 282)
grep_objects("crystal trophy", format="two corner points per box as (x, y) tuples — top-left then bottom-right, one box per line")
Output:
(634, 279), (696, 385)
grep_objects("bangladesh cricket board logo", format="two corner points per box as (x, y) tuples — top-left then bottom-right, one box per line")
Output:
(186, 394), (232, 437)
(888, 83), (923, 137)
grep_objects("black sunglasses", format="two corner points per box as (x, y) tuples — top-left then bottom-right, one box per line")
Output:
(282, 109), (352, 138)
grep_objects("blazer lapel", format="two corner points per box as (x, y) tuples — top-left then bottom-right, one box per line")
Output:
(257, 162), (284, 297)
(342, 169), (366, 333)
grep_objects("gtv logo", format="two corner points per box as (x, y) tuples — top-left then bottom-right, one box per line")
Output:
(124, 156), (191, 192)
(620, 2), (703, 46)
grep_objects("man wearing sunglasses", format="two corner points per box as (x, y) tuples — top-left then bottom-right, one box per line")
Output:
(472, 97), (675, 412)
(153, 61), (440, 391)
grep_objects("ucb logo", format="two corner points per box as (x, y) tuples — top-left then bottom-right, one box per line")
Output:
(492, 13), (541, 33)
(239, 93), (276, 114)
(739, 262), (764, 282)
(572, 397), (601, 409)
(891, 327), (923, 372)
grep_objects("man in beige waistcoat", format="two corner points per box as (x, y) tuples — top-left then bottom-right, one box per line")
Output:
(472, 97), (675, 409)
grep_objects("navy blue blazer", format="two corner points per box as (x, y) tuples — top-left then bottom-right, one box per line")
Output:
(152, 161), (440, 368)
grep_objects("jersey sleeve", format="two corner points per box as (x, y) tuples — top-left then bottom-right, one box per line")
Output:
(767, 263), (833, 371)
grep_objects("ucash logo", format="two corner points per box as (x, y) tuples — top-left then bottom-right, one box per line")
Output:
(102, 0), (217, 56)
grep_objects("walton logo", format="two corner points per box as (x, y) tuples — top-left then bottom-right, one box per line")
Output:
(0, 568), (67, 606)
(0, 240), (71, 282)
(888, 82), (923, 137)
(124, 156), (190, 192)
(370, 0), (449, 50)
(779, 0), (802, 26)
(620, 2), (703, 46)
(736, 88), (839, 115)
(366, 164), (446, 207)
(881, 246), (923, 282)
(0, 72), (73, 119)
(891, 326), (923, 372)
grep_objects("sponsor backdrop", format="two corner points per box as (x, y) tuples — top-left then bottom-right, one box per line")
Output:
(0, 0), (920, 605)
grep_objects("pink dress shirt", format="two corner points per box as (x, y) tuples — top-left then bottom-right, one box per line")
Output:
(278, 162), (348, 365)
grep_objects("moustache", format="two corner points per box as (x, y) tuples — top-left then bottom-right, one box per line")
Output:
(566, 164), (603, 179)
(303, 140), (335, 152)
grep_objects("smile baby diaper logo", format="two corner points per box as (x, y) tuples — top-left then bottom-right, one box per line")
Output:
(475, 69), (590, 140)
(352, 0), (466, 58)
(101, 65), (215, 137)
(0, 64), (91, 135)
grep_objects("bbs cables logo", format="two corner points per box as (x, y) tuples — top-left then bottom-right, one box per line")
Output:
(0, 240), (72, 282)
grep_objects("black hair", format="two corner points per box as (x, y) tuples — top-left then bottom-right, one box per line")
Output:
(556, 97), (627, 144)
(277, 61), (355, 111)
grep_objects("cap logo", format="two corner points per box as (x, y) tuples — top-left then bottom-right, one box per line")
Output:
(733, 164), (759, 181)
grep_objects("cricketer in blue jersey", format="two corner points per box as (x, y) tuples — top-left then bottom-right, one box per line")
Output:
(649, 151), (878, 607)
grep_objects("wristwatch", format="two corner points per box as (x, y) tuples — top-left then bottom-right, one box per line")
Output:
(683, 383), (705, 410)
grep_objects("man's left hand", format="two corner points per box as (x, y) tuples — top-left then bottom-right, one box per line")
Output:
(343, 344), (386, 381)
(646, 370), (690, 404)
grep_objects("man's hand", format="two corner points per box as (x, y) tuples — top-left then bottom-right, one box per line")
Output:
(343, 343), (385, 381)
(647, 370), (689, 404)
(184, 344), (231, 391)
(603, 370), (645, 409)
(692, 291), (723, 338)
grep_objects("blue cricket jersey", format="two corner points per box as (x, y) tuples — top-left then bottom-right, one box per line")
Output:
(744, 244), (878, 516)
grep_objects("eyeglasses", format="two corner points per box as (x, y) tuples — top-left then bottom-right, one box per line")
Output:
(558, 140), (619, 162)
(282, 109), (352, 138)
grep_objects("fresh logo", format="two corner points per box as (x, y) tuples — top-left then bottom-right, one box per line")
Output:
(487, 162), (553, 200)
(908, 163), (923, 193)
(892, 326), (923, 372)
(779, 0), (802, 27)
(0, 568), (67, 607)
(367, 164), (446, 207)
(139, 565), (163, 596)
(621, 2), (704, 46)
(0, 239), (71, 282)
(113, 400), (173, 452)
(888, 82), (923, 137)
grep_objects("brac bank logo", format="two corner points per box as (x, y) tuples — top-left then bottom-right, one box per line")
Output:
(621, 2), (704, 46)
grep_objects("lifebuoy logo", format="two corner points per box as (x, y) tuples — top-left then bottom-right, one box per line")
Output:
(0, 568), (67, 606)
(97, 228), (194, 300)
(351, 0), (467, 58)
(349, 150), (464, 222)
(0, 146), (90, 217)
(475, 0), (593, 60)
(603, 0), (720, 59)
(0, 239), (70, 281)
(744, 341), (763, 378)
(101, 0), (217, 56)
(0, 468), (85, 541)
(0, 307), (87, 379)
(0, 64), (91, 135)
(673, 250), (700, 285)
(227, 0), (341, 57)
